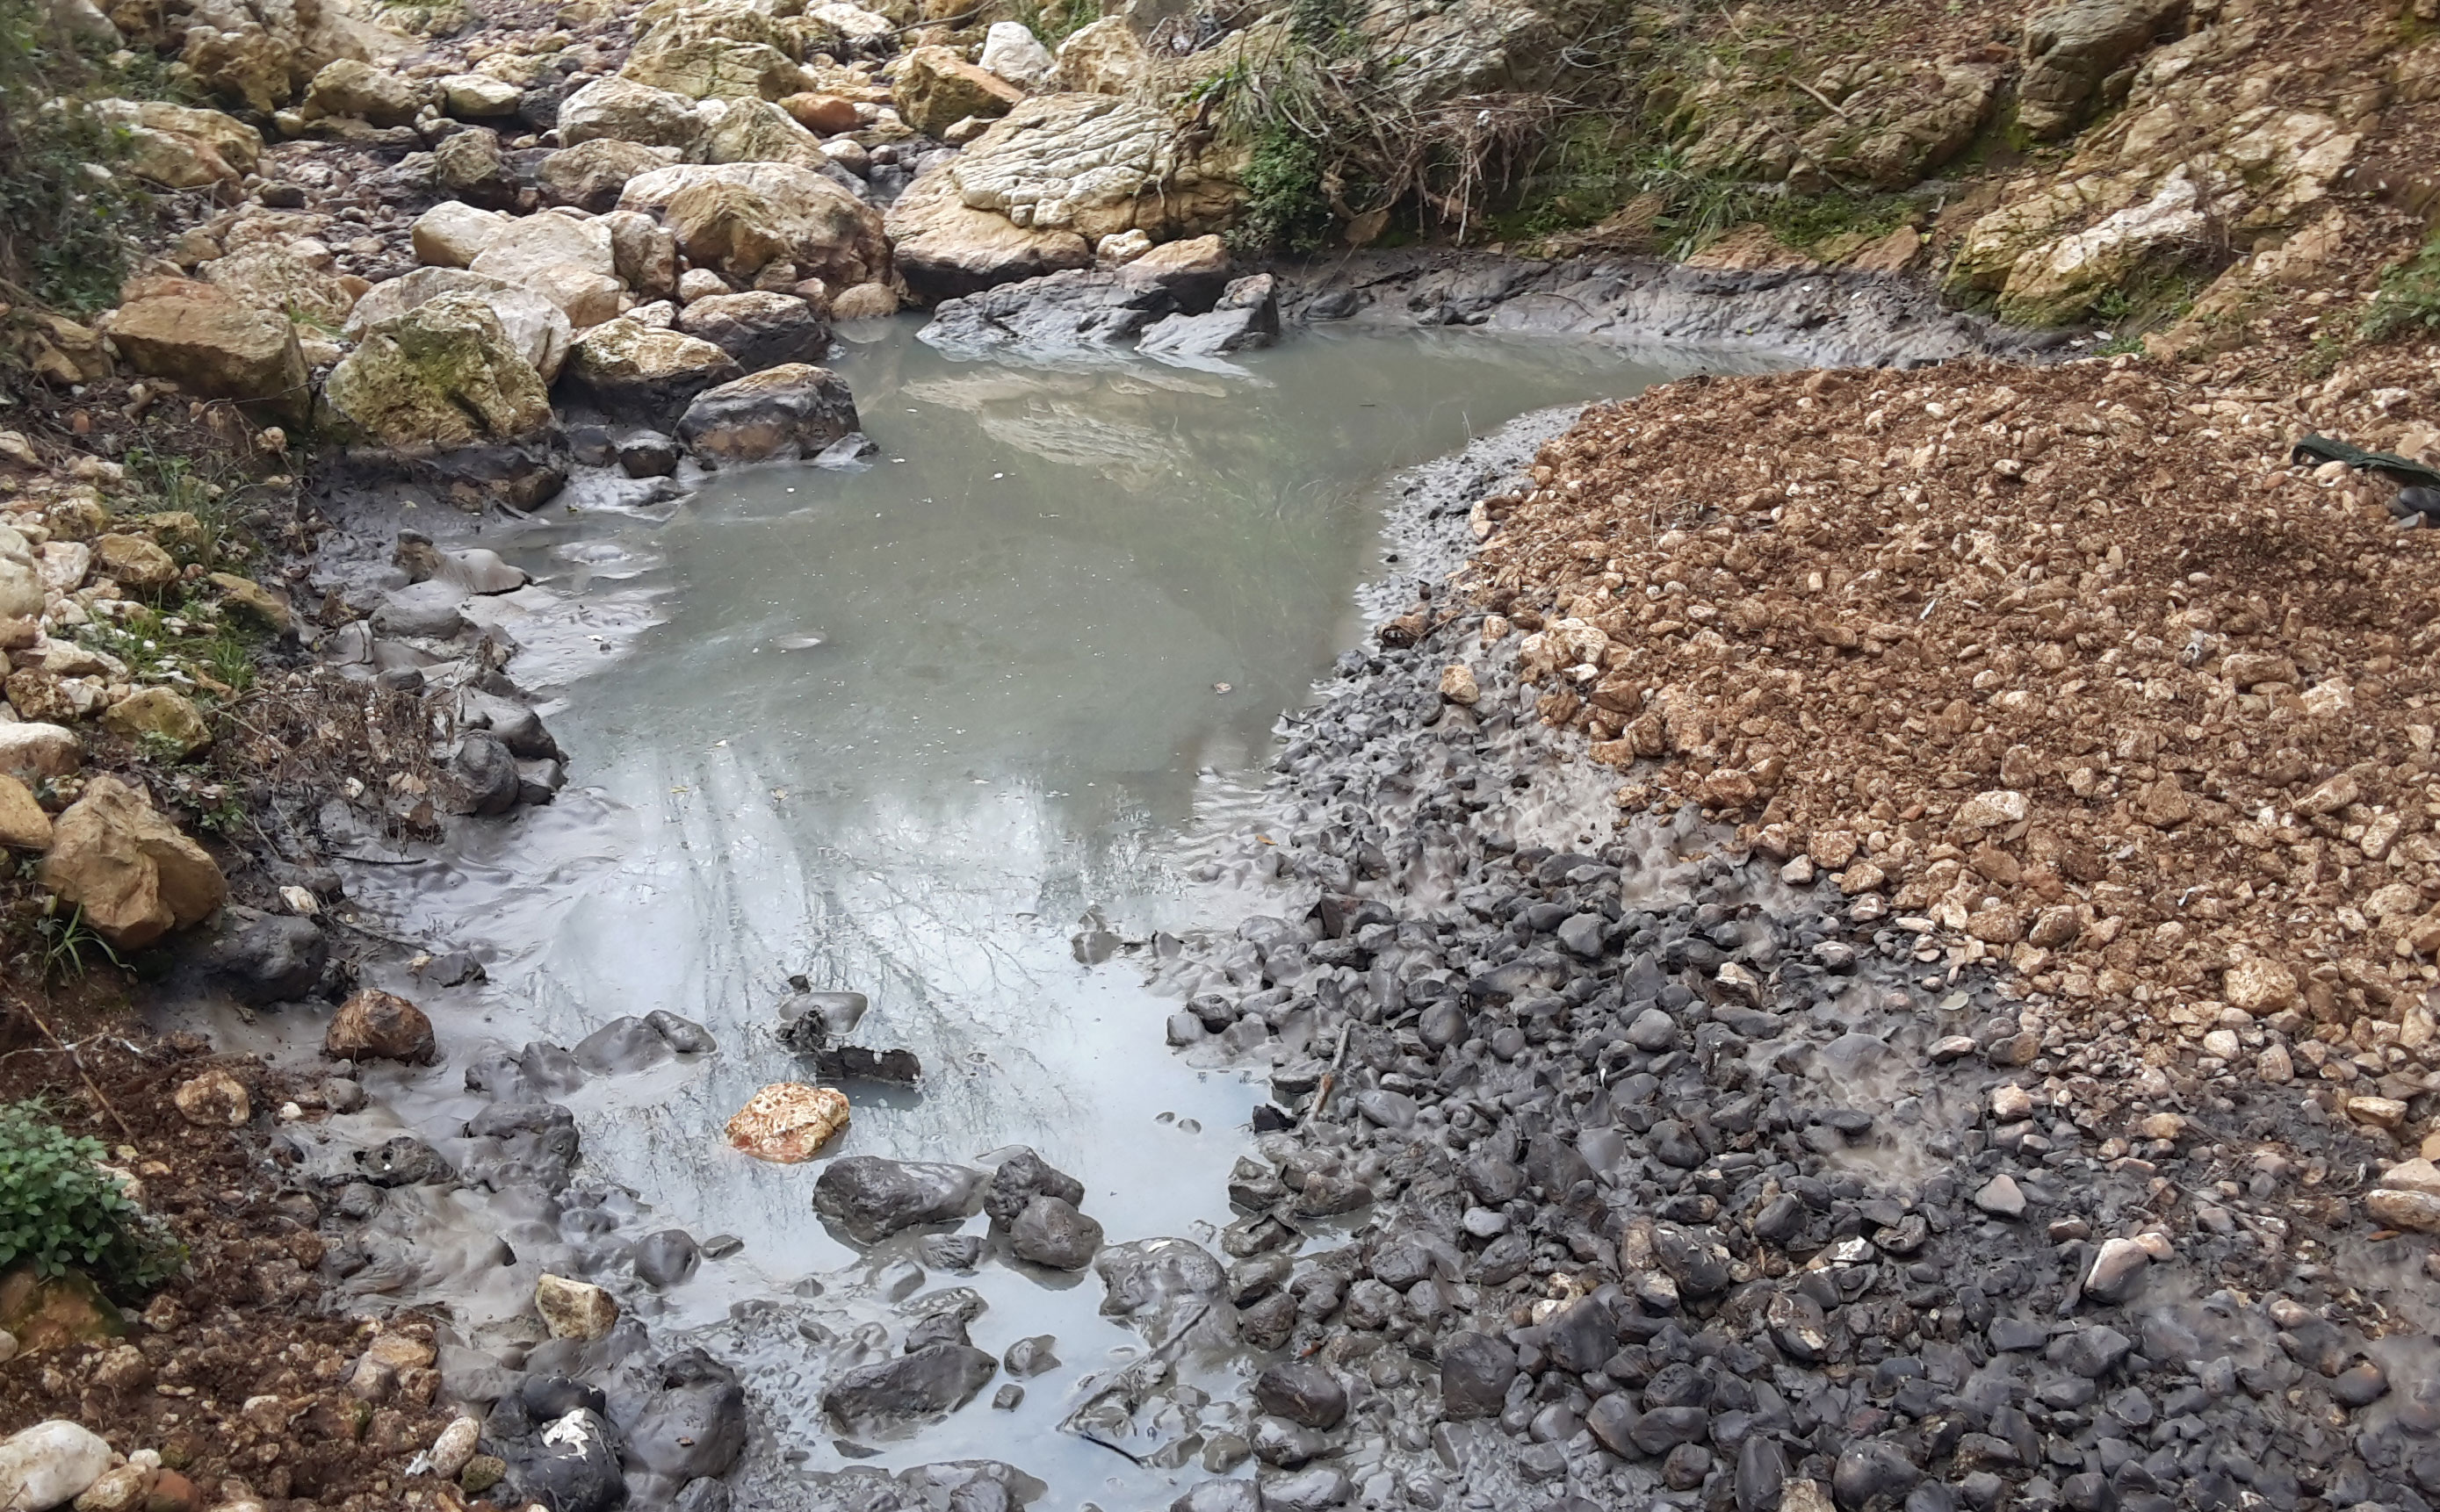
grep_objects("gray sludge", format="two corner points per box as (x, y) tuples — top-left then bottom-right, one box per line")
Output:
(1146, 409), (2430, 1511)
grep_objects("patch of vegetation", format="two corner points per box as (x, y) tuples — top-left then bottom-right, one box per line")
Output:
(1760, 188), (1915, 255)
(0, 0), (155, 313)
(73, 602), (263, 704)
(1231, 125), (1334, 255)
(0, 1099), (182, 1292)
(33, 902), (122, 982)
(2360, 233), (2440, 345)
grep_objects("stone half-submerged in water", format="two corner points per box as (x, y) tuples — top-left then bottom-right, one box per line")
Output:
(724, 1082), (849, 1163)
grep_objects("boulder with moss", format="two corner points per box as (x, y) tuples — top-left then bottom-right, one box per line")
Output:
(323, 292), (556, 449)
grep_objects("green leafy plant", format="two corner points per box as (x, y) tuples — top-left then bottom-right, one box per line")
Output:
(2361, 233), (2440, 345)
(0, 1100), (181, 1291)
(1231, 125), (1333, 254)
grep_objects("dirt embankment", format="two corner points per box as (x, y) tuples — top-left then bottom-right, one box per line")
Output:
(1454, 331), (2440, 1144)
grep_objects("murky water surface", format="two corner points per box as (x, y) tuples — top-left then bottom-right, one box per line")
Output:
(313, 323), (1749, 1500)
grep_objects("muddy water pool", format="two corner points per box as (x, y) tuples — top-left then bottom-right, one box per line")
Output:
(300, 322), (1764, 1502)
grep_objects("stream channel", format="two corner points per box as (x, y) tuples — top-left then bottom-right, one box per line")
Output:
(254, 320), (1774, 1507)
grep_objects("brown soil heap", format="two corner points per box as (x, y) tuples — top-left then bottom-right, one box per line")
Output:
(1463, 342), (2440, 1091)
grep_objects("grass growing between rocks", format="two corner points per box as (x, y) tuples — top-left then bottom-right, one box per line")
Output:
(2361, 232), (2440, 345)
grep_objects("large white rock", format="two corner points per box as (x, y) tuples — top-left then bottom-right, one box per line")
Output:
(557, 75), (708, 152)
(0, 723), (81, 783)
(343, 267), (575, 383)
(0, 1420), (112, 1511)
(979, 22), (1057, 90)
(412, 201), (512, 268)
(468, 213), (618, 287)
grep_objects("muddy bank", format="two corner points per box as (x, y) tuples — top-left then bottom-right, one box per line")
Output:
(1267, 249), (2074, 371)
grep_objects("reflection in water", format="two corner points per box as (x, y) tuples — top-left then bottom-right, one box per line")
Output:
(325, 323), (1735, 1500)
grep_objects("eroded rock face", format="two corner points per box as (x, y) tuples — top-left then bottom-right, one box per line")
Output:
(2019, 0), (2188, 140)
(884, 93), (1242, 304)
(1946, 12), (2361, 325)
(323, 292), (555, 448)
(676, 364), (860, 463)
(621, 4), (803, 101)
(40, 774), (227, 949)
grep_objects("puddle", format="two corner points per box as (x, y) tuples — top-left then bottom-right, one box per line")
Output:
(282, 320), (1764, 1502)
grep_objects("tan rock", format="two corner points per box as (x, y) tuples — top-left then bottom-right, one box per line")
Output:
(173, 1066), (250, 1127)
(2348, 1095), (2408, 1129)
(411, 203), (510, 269)
(2367, 1187), (2440, 1233)
(206, 572), (294, 636)
(343, 267), (574, 385)
(102, 688), (212, 757)
(535, 1274), (619, 1340)
(892, 45), (1022, 136)
(562, 318), (743, 425)
(40, 774), (227, 949)
(323, 989), (437, 1063)
(1956, 788), (2029, 828)
(780, 91), (860, 134)
(725, 1082), (849, 1162)
(624, 162), (890, 289)
(203, 240), (357, 328)
(322, 292), (555, 449)
(0, 724), (81, 784)
(468, 213), (617, 289)
(829, 282), (899, 320)
(557, 76), (707, 152)
(101, 282), (308, 421)
(2222, 956), (2299, 1014)
(1054, 17), (1149, 95)
(0, 775), (53, 851)
(303, 58), (427, 126)
(1439, 664), (1480, 705)
(91, 533), (179, 590)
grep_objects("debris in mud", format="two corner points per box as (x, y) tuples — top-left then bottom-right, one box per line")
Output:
(777, 988), (922, 1083)
(724, 1082), (850, 1163)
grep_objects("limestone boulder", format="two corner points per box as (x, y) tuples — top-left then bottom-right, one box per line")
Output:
(302, 58), (427, 126)
(435, 128), (517, 208)
(676, 291), (831, 369)
(89, 99), (263, 188)
(178, 23), (302, 115)
(782, 91), (863, 134)
(202, 239), (357, 328)
(40, 774), (227, 949)
(980, 22), (1056, 90)
(885, 93), (1240, 304)
(1054, 18), (1151, 96)
(344, 267), (574, 384)
(206, 572), (294, 635)
(558, 76), (708, 152)
(438, 71), (522, 118)
(624, 162), (890, 288)
(323, 292), (555, 449)
(412, 201), (512, 268)
(102, 281), (307, 421)
(676, 363), (859, 464)
(468, 213), (618, 287)
(539, 139), (682, 212)
(536, 1274), (619, 1339)
(704, 96), (831, 171)
(622, 14), (803, 102)
(0, 724), (80, 785)
(725, 1082), (849, 1162)
(0, 774), (51, 852)
(892, 45), (1021, 136)
(560, 318), (743, 424)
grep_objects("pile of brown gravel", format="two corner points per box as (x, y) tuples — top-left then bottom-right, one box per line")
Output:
(1453, 341), (2440, 1114)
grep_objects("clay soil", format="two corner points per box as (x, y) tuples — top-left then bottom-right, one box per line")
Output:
(0, 1012), (460, 1510)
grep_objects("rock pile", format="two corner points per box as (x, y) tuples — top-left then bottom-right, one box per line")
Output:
(1146, 412), (2440, 1510)
(1458, 349), (2440, 1144)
